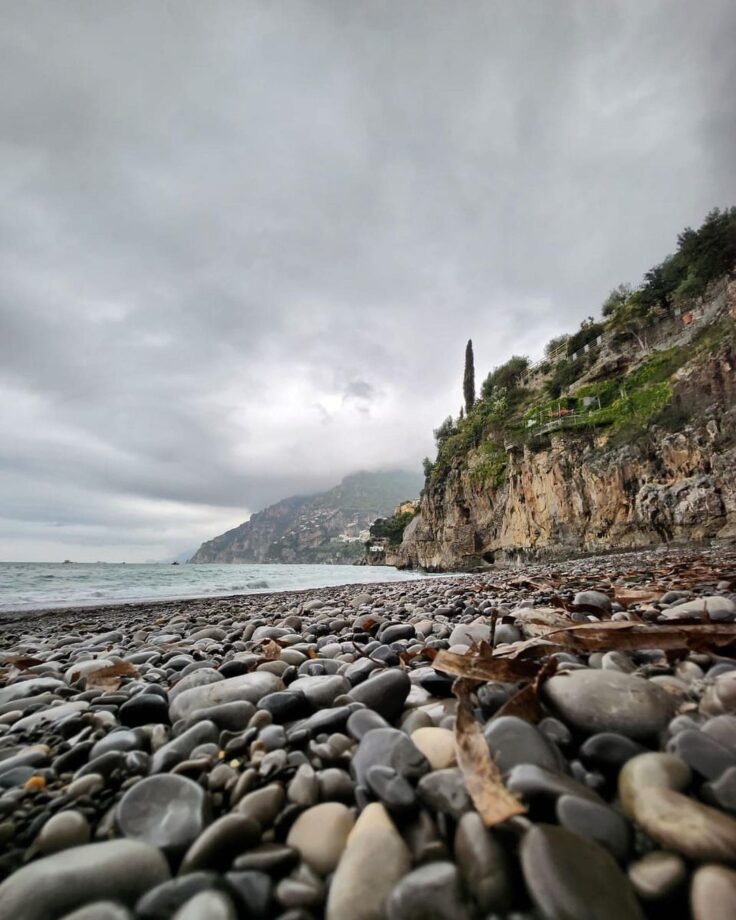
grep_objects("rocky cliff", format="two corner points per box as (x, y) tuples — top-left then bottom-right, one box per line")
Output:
(190, 470), (423, 564)
(394, 277), (736, 571)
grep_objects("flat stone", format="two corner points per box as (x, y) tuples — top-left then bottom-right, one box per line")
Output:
(352, 728), (430, 786)
(117, 774), (211, 855)
(0, 678), (64, 707)
(172, 891), (236, 920)
(632, 787), (736, 862)
(573, 590), (612, 612)
(149, 721), (219, 773)
(347, 670), (410, 722)
(90, 729), (143, 760)
(346, 709), (390, 740)
(520, 824), (643, 920)
(286, 802), (354, 875)
(170, 673), (282, 722)
(543, 669), (673, 739)
(691, 864), (736, 920)
(410, 727), (456, 770)
(628, 851), (687, 900)
(454, 812), (511, 913)
(326, 804), (411, 920)
(257, 691), (309, 722)
(179, 814), (260, 873)
(555, 795), (630, 862)
(483, 716), (562, 774)
(703, 715), (736, 754)
(618, 752), (692, 817)
(0, 840), (170, 920)
(704, 766), (736, 812)
(579, 732), (647, 769)
(386, 862), (470, 920)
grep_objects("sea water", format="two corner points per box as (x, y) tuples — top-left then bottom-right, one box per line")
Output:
(0, 561), (431, 613)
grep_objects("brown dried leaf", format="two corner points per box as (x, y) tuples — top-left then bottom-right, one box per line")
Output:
(494, 657), (559, 723)
(5, 655), (44, 670)
(613, 589), (661, 606)
(433, 648), (540, 682)
(260, 640), (283, 660)
(83, 660), (139, 691)
(454, 679), (526, 826)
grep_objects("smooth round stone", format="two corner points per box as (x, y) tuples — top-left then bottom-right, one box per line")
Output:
(232, 843), (297, 873)
(235, 784), (285, 827)
(224, 870), (272, 918)
(318, 768), (354, 803)
(365, 765), (417, 814)
(135, 873), (219, 920)
(555, 795), (630, 862)
(483, 716), (561, 774)
(628, 851), (687, 900)
(288, 763), (319, 806)
(691, 864), (736, 920)
(117, 774), (210, 854)
(120, 694), (170, 727)
(579, 732), (646, 769)
(0, 840), (170, 920)
(543, 669), (673, 739)
(170, 673), (282, 723)
(573, 590), (612, 612)
(286, 803), (354, 875)
(667, 729), (736, 780)
(703, 715), (736, 754)
(454, 812), (511, 913)
(506, 763), (603, 804)
(520, 824), (644, 920)
(410, 727), (456, 770)
(417, 768), (471, 817)
(172, 891), (236, 920)
(179, 814), (260, 873)
(89, 729), (143, 760)
(37, 810), (91, 854)
(351, 729), (430, 785)
(618, 752), (692, 817)
(347, 670), (410, 722)
(632, 787), (736, 862)
(257, 691), (309, 722)
(386, 862), (470, 920)
(289, 675), (350, 708)
(326, 805), (411, 920)
(448, 623), (491, 646)
(704, 766), (736, 811)
(66, 774), (104, 798)
(346, 709), (390, 740)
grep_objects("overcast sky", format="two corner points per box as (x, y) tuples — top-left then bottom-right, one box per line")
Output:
(1, 1), (735, 562)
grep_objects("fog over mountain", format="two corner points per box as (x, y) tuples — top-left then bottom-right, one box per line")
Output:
(1, 1), (735, 561)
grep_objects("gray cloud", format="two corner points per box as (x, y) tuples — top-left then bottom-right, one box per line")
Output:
(1, 0), (735, 560)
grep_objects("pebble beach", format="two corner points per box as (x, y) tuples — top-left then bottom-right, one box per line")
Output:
(1, 545), (736, 920)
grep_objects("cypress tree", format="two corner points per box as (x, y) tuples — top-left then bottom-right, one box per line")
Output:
(463, 339), (475, 414)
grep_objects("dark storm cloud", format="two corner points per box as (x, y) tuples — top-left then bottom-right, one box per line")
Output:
(1, 0), (735, 560)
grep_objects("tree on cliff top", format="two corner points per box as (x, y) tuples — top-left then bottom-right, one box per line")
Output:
(463, 339), (475, 414)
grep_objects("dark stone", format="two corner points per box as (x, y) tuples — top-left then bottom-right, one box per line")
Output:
(225, 871), (272, 919)
(505, 764), (604, 804)
(483, 716), (563, 774)
(346, 708), (390, 740)
(232, 843), (298, 874)
(351, 729), (430, 785)
(136, 872), (221, 920)
(120, 694), (170, 727)
(386, 861), (470, 920)
(365, 765), (417, 814)
(257, 692), (310, 723)
(520, 824), (644, 920)
(580, 733), (648, 769)
(417, 769), (472, 818)
(180, 814), (261, 872)
(347, 670), (410, 722)
(555, 795), (630, 862)
(667, 729), (736, 780)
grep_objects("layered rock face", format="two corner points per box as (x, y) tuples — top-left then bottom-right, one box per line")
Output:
(396, 300), (736, 571)
(191, 470), (423, 564)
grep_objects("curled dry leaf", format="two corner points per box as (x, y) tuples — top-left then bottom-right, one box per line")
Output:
(494, 657), (559, 723)
(5, 656), (44, 670)
(260, 639), (283, 660)
(453, 678), (526, 827)
(82, 660), (139, 691)
(433, 648), (540, 682)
